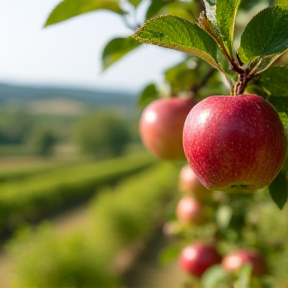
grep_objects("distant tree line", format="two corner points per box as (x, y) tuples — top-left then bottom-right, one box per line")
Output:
(0, 109), (140, 158)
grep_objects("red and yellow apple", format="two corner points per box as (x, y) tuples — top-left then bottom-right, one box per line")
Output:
(140, 97), (196, 160)
(222, 249), (266, 276)
(179, 241), (222, 277)
(179, 164), (212, 199)
(183, 94), (287, 193)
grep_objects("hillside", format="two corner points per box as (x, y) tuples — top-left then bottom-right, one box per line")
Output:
(0, 82), (137, 107)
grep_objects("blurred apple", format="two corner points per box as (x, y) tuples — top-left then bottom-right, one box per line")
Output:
(222, 249), (266, 276)
(179, 164), (212, 200)
(179, 241), (222, 277)
(176, 195), (206, 225)
(140, 97), (196, 160)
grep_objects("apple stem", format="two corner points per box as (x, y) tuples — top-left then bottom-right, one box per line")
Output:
(233, 69), (254, 95)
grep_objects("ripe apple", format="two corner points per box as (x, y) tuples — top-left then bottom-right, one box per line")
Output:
(176, 195), (205, 225)
(179, 241), (222, 277)
(179, 164), (212, 200)
(140, 97), (196, 160)
(222, 249), (266, 276)
(183, 94), (287, 193)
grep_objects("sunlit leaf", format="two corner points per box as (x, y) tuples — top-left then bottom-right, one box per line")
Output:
(199, 0), (240, 59)
(102, 37), (141, 70)
(202, 0), (216, 21)
(238, 6), (288, 65)
(132, 15), (220, 70)
(45, 0), (125, 26)
(269, 171), (288, 210)
(216, 0), (241, 58)
(198, 7), (221, 51)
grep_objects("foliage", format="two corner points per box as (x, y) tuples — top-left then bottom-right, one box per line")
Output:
(0, 111), (34, 145)
(27, 126), (58, 156)
(74, 111), (131, 158)
(0, 152), (155, 235)
(6, 163), (178, 287)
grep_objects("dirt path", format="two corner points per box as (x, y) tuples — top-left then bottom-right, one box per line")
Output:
(123, 232), (187, 288)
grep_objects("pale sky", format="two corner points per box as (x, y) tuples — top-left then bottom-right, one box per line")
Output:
(0, 0), (184, 92)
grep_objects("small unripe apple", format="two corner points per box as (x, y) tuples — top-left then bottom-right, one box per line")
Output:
(183, 94), (287, 193)
(222, 249), (266, 276)
(176, 195), (206, 225)
(179, 164), (212, 199)
(179, 241), (222, 277)
(140, 97), (196, 160)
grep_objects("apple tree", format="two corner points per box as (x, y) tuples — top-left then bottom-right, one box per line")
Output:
(45, 0), (288, 287)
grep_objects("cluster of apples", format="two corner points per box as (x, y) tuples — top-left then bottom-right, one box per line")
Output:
(139, 93), (286, 280)
(140, 94), (287, 193)
(177, 164), (266, 278)
(180, 241), (266, 278)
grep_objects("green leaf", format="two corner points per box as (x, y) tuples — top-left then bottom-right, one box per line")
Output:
(234, 264), (252, 288)
(268, 171), (288, 210)
(127, 0), (142, 8)
(216, 0), (241, 58)
(45, 0), (125, 26)
(199, 2), (222, 49)
(238, 6), (288, 65)
(201, 265), (232, 288)
(255, 65), (288, 97)
(138, 84), (159, 108)
(102, 37), (141, 70)
(146, 0), (175, 20)
(132, 15), (220, 70)
(199, 0), (240, 59)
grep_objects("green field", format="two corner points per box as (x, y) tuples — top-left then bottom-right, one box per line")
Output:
(0, 152), (156, 236)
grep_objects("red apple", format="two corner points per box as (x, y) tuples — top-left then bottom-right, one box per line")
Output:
(222, 249), (266, 276)
(179, 164), (212, 199)
(183, 94), (287, 193)
(179, 241), (222, 277)
(140, 97), (196, 160)
(176, 195), (205, 225)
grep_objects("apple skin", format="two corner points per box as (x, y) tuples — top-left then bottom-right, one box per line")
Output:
(140, 97), (196, 160)
(176, 195), (205, 225)
(179, 241), (222, 277)
(222, 249), (266, 276)
(179, 164), (212, 200)
(183, 94), (287, 193)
